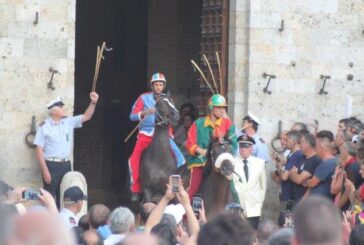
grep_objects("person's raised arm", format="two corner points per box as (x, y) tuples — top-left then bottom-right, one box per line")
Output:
(82, 92), (99, 123)
(176, 181), (200, 236)
(38, 188), (58, 214)
(144, 179), (175, 234)
(4, 187), (25, 205)
(198, 200), (207, 225)
(330, 167), (344, 195)
(336, 191), (350, 209)
(344, 179), (358, 206)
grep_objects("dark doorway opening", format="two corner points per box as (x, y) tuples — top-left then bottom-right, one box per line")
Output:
(74, 0), (202, 209)
(74, 0), (148, 208)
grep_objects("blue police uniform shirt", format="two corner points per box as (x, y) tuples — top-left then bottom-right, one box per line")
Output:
(252, 134), (270, 163)
(33, 115), (83, 159)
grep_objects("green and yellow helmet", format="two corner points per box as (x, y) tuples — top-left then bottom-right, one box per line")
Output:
(208, 94), (227, 109)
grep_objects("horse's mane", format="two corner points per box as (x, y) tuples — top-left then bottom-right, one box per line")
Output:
(207, 135), (234, 157)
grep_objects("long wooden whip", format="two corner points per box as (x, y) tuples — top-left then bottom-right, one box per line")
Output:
(92, 46), (102, 91)
(124, 118), (145, 143)
(203, 54), (218, 93)
(92, 42), (112, 92)
(215, 51), (223, 95)
(92, 46), (100, 91)
(191, 60), (215, 94)
(229, 125), (249, 140)
(96, 42), (106, 86)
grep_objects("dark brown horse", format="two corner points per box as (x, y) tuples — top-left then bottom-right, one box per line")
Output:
(140, 95), (180, 202)
(197, 137), (241, 219)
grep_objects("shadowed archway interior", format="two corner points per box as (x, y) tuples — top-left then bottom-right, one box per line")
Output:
(74, 0), (201, 209)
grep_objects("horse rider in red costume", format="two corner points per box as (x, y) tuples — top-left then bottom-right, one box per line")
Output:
(129, 72), (185, 202)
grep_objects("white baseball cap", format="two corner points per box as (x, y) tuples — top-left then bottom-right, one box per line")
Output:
(163, 204), (185, 224)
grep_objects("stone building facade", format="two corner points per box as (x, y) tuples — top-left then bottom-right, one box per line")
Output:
(1, 0), (363, 213)
(228, 0), (364, 219)
(229, 0), (364, 138)
(0, 0), (76, 186)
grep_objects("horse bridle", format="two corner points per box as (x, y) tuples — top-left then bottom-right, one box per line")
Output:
(155, 109), (169, 127)
(209, 141), (243, 182)
(154, 97), (178, 127)
(208, 140), (230, 164)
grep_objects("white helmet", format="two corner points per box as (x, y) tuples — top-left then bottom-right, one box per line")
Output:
(150, 72), (166, 84)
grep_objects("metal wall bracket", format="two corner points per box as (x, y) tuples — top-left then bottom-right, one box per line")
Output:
(262, 72), (276, 95)
(319, 75), (330, 95)
(279, 20), (284, 32)
(47, 67), (59, 90)
(33, 12), (39, 25)
(25, 116), (37, 148)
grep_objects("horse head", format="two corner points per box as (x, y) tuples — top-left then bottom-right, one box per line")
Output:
(209, 137), (242, 182)
(155, 95), (179, 126)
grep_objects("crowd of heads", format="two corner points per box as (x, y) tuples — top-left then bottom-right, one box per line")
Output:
(2, 109), (364, 245)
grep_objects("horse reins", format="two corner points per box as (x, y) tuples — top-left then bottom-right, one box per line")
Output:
(154, 109), (170, 127)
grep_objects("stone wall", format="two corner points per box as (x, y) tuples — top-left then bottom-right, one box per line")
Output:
(0, 0), (75, 187)
(228, 0), (364, 220)
(229, 0), (364, 140)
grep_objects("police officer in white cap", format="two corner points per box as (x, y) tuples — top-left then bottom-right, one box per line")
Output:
(34, 92), (99, 207)
(239, 111), (270, 163)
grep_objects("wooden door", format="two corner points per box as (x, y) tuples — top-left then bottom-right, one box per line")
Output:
(198, 0), (229, 115)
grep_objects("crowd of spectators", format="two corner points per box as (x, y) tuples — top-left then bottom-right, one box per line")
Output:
(2, 112), (364, 244)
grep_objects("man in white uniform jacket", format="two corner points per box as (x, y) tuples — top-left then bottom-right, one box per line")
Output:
(230, 134), (266, 230)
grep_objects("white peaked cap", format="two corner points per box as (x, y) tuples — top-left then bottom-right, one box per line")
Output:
(248, 111), (260, 125)
(46, 96), (63, 109)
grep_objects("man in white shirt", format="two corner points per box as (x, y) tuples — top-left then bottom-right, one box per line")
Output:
(59, 186), (87, 229)
(230, 134), (266, 230)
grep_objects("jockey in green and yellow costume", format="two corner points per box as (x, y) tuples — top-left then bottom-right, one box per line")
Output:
(185, 94), (237, 199)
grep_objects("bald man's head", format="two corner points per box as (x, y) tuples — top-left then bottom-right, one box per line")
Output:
(79, 230), (103, 245)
